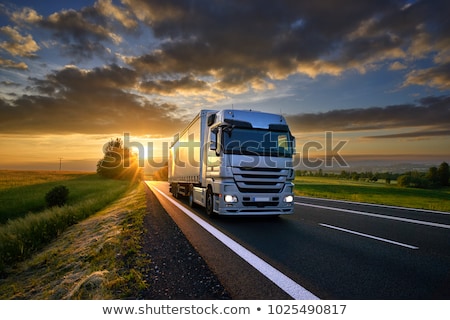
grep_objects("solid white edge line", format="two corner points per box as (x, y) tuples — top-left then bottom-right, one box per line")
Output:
(296, 202), (450, 229)
(149, 183), (319, 300)
(319, 223), (419, 250)
(296, 195), (450, 215)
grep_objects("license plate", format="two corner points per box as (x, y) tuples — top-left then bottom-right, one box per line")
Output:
(253, 197), (270, 202)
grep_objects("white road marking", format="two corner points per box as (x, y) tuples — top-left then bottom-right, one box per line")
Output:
(148, 183), (319, 300)
(320, 223), (419, 250)
(295, 202), (450, 229)
(296, 195), (450, 215)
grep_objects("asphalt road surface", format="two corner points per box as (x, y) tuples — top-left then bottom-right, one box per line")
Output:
(146, 181), (450, 300)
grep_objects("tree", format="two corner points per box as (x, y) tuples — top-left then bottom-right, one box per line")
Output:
(97, 138), (142, 181)
(339, 170), (349, 179)
(426, 166), (439, 187)
(437, 162), (449, 186)
(397, 174), (411, 187)
(351, 172), (360, 181)
(381, 172), (392, 184)
(398, 171), (428, 188)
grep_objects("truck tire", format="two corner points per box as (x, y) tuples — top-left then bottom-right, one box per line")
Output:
(206, 187), (216, 217)
(172, 183), (179, 199)
(188, 184), (195, 208)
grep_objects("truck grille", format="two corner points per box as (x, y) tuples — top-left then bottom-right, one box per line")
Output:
(232, 167), (289, 193)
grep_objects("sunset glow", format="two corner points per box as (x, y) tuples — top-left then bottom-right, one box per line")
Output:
(1, 1), (449, 171)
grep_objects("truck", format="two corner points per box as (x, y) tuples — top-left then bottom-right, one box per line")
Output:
(168, 109), (295, 216)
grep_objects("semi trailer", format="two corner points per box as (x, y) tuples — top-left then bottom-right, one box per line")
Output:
(168, 109), (295, 216)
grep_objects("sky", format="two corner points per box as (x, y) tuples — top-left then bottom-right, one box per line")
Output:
(0, 0), (449, 171)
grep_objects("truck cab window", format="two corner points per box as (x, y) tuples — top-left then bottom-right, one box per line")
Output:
(223, 128), (293, 157)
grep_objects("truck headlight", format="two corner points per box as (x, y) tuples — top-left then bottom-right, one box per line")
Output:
(224, 195), (238, 203)
(283, 195), (294, 203)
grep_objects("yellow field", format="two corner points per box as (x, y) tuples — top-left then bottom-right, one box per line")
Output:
(0, 170), (91, 190)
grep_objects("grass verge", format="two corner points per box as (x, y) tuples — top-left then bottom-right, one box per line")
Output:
(294, 177), (450, 212)
(0, 174), (131, 271)
(0, 183), (149, 299)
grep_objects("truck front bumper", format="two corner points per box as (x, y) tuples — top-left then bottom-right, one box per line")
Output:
(214, 183), (295, 216)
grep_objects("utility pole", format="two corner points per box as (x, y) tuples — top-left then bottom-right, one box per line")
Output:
(59, 158), (63, 171)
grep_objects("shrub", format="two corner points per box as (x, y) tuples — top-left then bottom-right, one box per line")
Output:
(45, 185), (69, 207)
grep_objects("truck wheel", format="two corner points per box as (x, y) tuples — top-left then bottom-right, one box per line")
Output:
(206, 187), (216, 217)
(172, 183), (179, 199)
(188, 184), (195, 208)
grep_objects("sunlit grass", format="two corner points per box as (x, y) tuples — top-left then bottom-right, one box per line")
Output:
(0, 171), (132, 271)
(0, 170), (87, 190)
(294, 176), (450, 212)
(0, 184), (149, 299)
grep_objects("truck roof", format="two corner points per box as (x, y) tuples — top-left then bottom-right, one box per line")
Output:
(216, 109), (288, 129)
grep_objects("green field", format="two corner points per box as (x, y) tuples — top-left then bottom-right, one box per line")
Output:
(294, 176), (450, 212)
(0, 171), (130, 223)
(0, 170), (133, 270)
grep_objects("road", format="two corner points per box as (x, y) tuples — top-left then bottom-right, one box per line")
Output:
(145, 181), (450, 299)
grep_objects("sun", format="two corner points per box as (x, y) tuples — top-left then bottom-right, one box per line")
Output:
(131, 145), (148, 161)
(125, 135), (171, 169)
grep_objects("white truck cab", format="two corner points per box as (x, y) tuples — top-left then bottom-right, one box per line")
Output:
(169, 109), (295, 216)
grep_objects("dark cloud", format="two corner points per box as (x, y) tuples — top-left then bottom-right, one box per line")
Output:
(8, 62), (446, 136)
(1, 0), (450, 137)
(0, 64), (186, 135)
(32, 64), (138, 94)
(8, 1), (137, 61)
(363, 129), (450, 139)
(403, 62), (450, 90)
(38, 8), (118, 60)
(124, 0), (450, 90)
(139, 75), (209, 95)
(4, 0), (450, 92)
(286, 95), (450, 135)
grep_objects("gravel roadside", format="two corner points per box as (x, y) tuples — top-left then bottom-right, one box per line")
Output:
(140, 186), (231, 299)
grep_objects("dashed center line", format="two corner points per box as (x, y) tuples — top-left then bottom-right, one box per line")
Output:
(320, 223), (419, 249)
(295, 202), (450, 229)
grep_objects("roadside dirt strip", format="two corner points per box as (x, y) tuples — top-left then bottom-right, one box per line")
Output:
(141, 185), (230, 299)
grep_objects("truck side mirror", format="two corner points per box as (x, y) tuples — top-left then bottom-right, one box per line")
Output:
(210, 127), (222, 156)
(291, 135), (296, 154)
(210, 128), (217, 151)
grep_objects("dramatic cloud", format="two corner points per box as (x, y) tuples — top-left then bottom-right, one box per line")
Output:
(286, 95), (450, 137)
(363, 129), (450, 140)
(1, 0), (450, 137)
(0, 24), (39, 68)
(138, 74), (226, 101)
(0, 56), (27, 69)
(122, 0), (450, 91)
(10, 7), (43, 25)
(0, 64), (186, 135)
(139, 75), (209, 95)
(403, 62), (450, 90)
(94, 0), (137, 29)
(7, 1), (137, 61)
(0, 26), (39, 57)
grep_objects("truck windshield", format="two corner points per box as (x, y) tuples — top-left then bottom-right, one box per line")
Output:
(223, 128), (294, 157)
